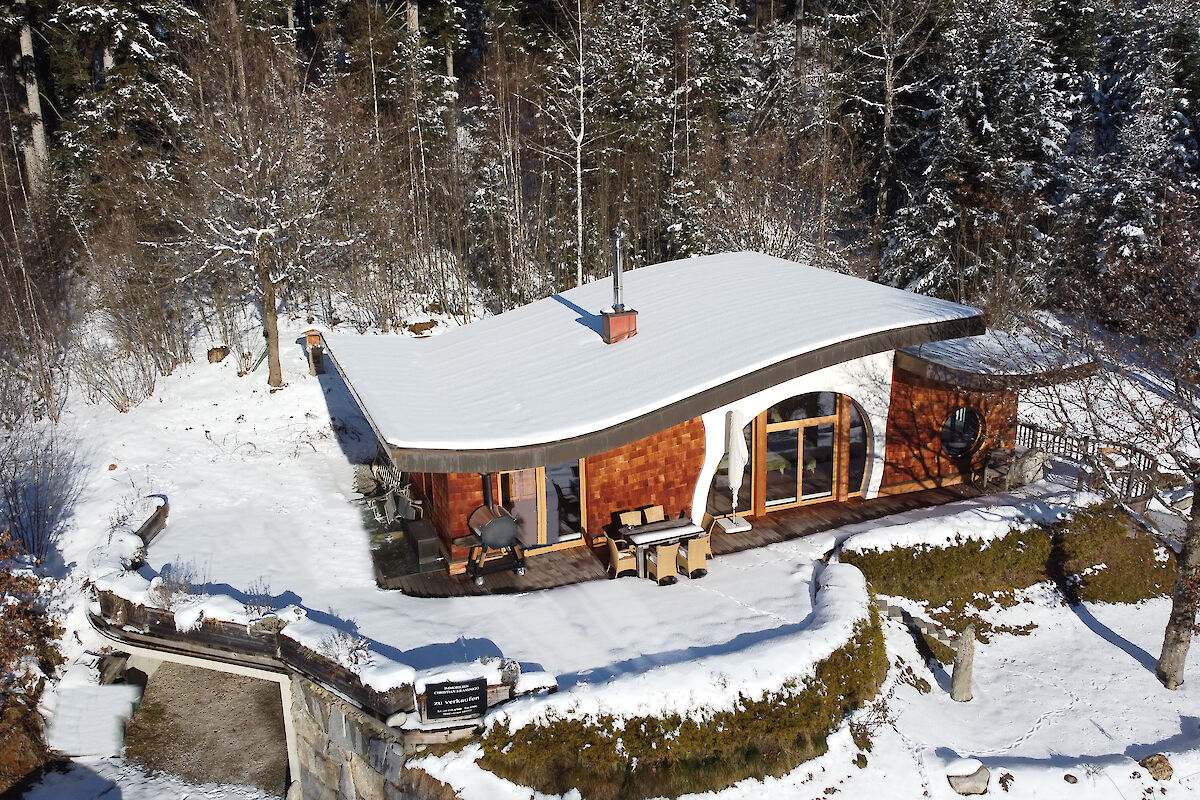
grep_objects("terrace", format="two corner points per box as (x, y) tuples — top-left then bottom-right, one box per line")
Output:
(373, 484), (982, 597)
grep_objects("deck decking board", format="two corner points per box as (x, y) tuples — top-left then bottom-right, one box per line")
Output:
(392, 547), (609, 598)
(377, 485), (983, 597)
(708, 485), (980, 557)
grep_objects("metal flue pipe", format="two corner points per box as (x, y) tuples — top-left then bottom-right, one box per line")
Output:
(613, 229), (626, 311)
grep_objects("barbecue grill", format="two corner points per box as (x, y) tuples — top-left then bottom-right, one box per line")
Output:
(465, 475), (527, 586)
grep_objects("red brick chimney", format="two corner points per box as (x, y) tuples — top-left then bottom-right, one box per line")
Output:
(602, 229), (637, 344)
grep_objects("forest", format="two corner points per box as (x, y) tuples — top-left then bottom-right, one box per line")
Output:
(0, 0), (1197, 419)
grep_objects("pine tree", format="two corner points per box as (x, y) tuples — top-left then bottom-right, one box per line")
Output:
(882, 0), (1067, 316)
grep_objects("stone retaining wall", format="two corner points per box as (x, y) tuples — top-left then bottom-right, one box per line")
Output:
(288, 675), (424, 800)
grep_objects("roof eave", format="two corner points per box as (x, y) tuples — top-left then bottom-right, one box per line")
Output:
(388, 313), (986, 473)
(894, 349), (1099, 392)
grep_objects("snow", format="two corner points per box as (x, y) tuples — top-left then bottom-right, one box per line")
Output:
(901, 325), (1092, 377)
(20, 759), (280, 800)
(839, 480), (1099, 554)
(281, 615), (416, 691)
(45, 684), (142, 757)
(35, 314), (1200, 800)
(413, 593), (1200, 800)
(490, 562), (870, 730)
(172, 594), (252, 632)
(323, 252), (980, 452)
(945, 757), (984, 776)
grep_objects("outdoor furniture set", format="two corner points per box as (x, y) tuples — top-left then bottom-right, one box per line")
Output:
(607, 506), (711, 585)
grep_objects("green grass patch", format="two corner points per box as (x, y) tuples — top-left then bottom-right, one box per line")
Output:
(840, 503), (1175, 652)
(479, 609), (888, 800)
(123, 697), (177, 765)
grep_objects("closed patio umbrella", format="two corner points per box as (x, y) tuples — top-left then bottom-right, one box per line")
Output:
(727, 409), (749, 514)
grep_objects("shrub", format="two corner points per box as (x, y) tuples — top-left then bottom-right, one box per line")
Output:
(479, 609), (887, 800)
(840, 528), (1051, 640)
(0, 528), (64, 792)
(841, 503), (1174, 645)
(1056, 506), (1174, 604)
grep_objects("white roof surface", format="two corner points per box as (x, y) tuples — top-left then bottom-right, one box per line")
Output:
(902, 328), (1090, 376)
(324, 252), (981, 452)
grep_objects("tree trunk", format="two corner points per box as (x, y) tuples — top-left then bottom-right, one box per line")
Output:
(14, 1), (47, 195)
(259, 264), (283, 388)
(226, 0), (250, 131)
(1157, 479), (1200, 690)
(793, 0), (805, 77)
(574, 0), (585, 288)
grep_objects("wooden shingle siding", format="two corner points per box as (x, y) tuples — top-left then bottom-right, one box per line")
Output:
(880, 365), (1017, 493)
(413, 472), (487, 560)
(583, 417), (707, 538)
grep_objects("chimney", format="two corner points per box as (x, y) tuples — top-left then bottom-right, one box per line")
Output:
(602, 229), (638, 344)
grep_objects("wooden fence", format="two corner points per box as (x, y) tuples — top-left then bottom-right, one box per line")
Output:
(1016, 422), (1157, 503)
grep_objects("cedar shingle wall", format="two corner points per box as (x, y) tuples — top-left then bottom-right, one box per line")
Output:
(415, 471), (487, 560)
(584, 417), (708, 538)
(881, 366), (1018, 490)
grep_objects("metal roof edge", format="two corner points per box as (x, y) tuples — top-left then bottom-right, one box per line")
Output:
(385, 313), (986, 473)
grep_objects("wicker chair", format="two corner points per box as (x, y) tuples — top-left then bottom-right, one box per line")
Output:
(647, 541), (680, 585)
(677, 534), (709, 579)
(642, 505), (666, 523)
(618, 510), (643, 527)
(607, 536), (637, 578)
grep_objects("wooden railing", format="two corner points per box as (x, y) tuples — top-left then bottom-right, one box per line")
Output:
(1016, 422), (1157, 503)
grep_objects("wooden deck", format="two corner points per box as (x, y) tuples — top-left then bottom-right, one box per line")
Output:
(707, 485), (982, 557)
(391, 546), (609, 598)
(380, 484), (983, 598)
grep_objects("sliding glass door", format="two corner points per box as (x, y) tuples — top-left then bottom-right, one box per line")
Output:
(762, 392), (839, 510)
(708, 393), (873, 519)
(499, 460), (585, 548)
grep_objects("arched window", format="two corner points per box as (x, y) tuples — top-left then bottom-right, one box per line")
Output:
(710, 392), (871, 517)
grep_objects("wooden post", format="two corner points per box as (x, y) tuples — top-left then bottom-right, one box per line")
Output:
(752, 412), (768, 518)
(836, 396), (851, 501)
(304, 330), (324, 376)
(950, 625), (975, 702)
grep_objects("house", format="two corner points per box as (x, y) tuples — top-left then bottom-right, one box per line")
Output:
(317, 252), (1023, 577)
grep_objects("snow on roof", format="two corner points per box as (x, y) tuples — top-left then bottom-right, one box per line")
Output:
(900, 327), (1095, 382)
(323, 252), (981, 459)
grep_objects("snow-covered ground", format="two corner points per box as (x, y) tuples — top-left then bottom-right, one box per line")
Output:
(417, 596), (1200, 800)
(21, 758), (280, 800)
(20, 325), (1200, 798)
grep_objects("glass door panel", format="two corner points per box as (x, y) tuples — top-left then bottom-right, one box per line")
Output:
(765, 429), (800, 507)
(544, 461), (582, 543)
(500, 469), (539, 547)
(801, 423), (835, 500)
(848, 405), (868, 493)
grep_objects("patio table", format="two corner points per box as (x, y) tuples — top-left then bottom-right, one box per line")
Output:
(619, 518), (704, 579)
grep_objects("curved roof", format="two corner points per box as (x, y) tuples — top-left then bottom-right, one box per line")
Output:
(898, 330), (1097, 390)
(323, 252), (984, 472)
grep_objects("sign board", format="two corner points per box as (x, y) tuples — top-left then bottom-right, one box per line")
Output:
(423, 678), (488, 721)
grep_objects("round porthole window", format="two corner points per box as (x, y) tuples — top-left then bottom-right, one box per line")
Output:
(941, 407), (982, 457)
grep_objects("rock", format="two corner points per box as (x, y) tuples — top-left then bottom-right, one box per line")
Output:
(1139, 753), (1173, 781)
(947, 759), (990, 795)
(1063, 774), (1077, 783)
(207, 345), (230, 363)
(1006, 447), (1050, 489)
